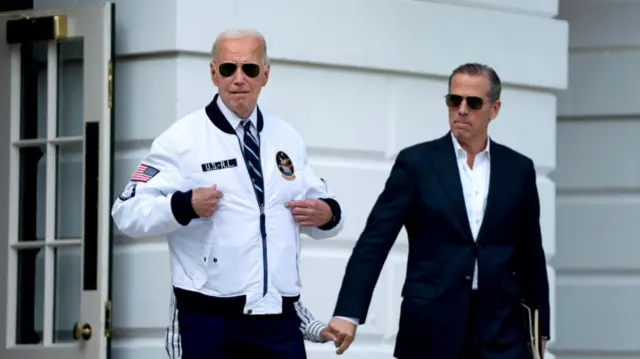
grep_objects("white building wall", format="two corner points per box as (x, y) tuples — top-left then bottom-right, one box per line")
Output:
(554, 1), (640, 359)
(29, 0), (567, 358)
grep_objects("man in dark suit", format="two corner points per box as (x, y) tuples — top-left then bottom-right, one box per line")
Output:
(327, 63), (550, 359)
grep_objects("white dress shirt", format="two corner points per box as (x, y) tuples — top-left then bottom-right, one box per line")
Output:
(451, 133), (491, 290)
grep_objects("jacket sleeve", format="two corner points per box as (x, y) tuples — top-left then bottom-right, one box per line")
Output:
(333, 149), (415, 323)
(111, 138), (198, 238)
(294, 301), (329, 343)
(299, 148), (344, 240)
(518, 158), (551, 339)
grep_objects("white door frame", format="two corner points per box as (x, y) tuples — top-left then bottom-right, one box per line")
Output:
(0, 3), (114, 359)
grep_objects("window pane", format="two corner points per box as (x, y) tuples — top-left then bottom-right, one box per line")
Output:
(57, 38), (84, 138)
(18, 146), (46, 242)
(15, 247), (45, 344)
(55, 141), (83, 239)
(19, 41), (48, 140)
(53, 246), (81, 343)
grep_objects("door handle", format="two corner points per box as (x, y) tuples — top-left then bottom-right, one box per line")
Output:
(73, 322), (93, 341)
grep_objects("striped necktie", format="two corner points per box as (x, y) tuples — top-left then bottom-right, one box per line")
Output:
(241, 120), (264, 205)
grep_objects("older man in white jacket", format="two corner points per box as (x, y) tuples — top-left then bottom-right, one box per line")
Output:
(111, 28), (343, 359)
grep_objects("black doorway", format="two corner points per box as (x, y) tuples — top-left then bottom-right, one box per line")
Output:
(0, 0), (34, 12)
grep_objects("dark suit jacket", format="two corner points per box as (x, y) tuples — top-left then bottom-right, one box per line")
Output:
(333, 133), (550, 359)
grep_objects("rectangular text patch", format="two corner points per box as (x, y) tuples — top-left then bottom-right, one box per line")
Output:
(201, 158), (238, 172)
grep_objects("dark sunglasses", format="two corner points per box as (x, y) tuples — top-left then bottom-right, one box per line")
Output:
(445, 94), (485, 111)
(218, 63), (261, 78)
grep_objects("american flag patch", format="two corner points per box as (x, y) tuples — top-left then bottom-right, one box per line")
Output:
(131, 163), (160, 183)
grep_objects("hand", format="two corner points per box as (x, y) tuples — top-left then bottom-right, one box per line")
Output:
(327, 317), (357, 354)
(541, 339), (547, 358)
(284, 198), (332, 227)
(191, 184), (223, 217)
(319, 327), (337, 343)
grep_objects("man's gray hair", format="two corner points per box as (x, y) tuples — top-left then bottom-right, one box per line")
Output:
(210, 28), (269, 64)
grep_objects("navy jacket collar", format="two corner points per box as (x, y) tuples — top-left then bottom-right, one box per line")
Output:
(204, 94), (264, 134)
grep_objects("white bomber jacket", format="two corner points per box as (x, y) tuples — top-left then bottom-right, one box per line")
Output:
(111, 94), (344, 314)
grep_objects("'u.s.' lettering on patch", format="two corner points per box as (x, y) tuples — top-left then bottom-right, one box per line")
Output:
(131, 163), (160, 183)
(201, 158), (238, 172)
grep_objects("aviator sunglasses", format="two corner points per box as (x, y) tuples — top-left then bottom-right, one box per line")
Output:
(445, 94), (485, 111)
(218, 62), (261, 78)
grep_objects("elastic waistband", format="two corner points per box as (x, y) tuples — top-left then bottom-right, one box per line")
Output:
(173, 287), (300, 316)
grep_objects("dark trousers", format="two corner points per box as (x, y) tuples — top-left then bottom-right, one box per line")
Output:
(175, 288), (306, 359)
(458, 291), (530, 359)
(459, 291), (482, 359)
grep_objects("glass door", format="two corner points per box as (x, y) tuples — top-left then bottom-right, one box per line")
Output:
(0, 3), (115, 359)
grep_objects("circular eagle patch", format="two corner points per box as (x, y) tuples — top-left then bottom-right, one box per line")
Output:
(275, 151), (295, 181)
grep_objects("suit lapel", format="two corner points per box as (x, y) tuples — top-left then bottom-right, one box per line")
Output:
(476, 140), (508, 242)
(431, 134), (473, 241)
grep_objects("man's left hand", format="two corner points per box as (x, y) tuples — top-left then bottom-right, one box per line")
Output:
(327, 317), (357, 354)
(285, 198), (332, 227)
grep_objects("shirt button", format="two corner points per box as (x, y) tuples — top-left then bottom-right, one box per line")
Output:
(203, 257), (207, 262)
(248, 309), (253, 314)
(213, 258), (218, 263)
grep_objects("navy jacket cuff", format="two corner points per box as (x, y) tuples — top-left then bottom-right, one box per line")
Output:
(171, 190), (199, 226)
(318, 198), (341, 230)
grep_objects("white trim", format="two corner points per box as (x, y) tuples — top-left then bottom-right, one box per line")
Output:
(4, 41), (22, 349)
(11, 137), (85, 147)
(42, 40), (59, 346)
(10, 240), (82, 250)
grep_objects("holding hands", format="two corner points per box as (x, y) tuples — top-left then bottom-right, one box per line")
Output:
(327, 317), (357, 354)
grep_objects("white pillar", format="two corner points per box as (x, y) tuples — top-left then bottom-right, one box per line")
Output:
(554, 1), (640, 358)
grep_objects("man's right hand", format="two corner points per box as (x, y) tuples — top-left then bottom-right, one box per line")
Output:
(327, 317), (357, 355)
(191, 184), (223, 217)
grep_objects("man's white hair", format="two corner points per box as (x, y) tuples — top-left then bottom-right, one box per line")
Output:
(211, 28), (269, 64)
